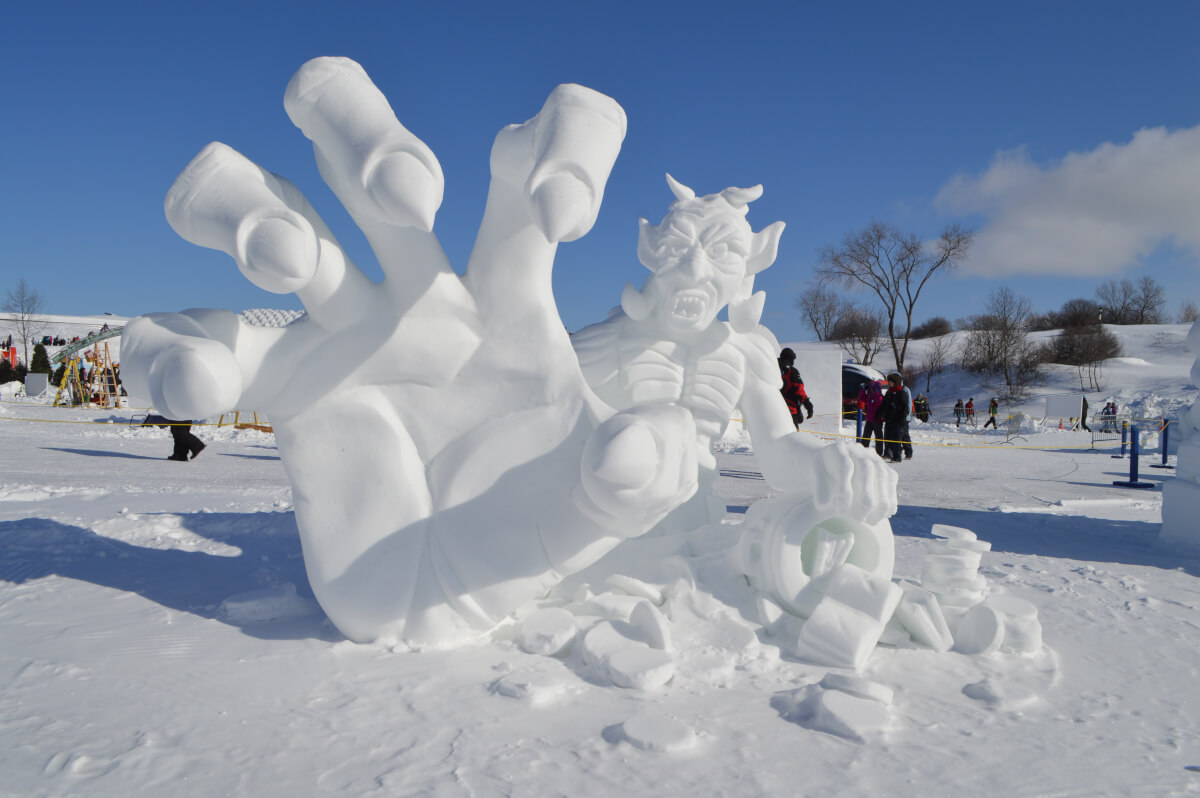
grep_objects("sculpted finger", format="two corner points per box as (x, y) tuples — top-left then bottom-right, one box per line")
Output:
(491, 84), (626, 243)
(165, 143), (375, 326)
(122, 313), (242, 419)
(285, 56), (443, 232)
(166, 142), (319, 294)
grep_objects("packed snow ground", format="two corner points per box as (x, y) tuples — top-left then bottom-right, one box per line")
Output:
(2, 321), (1200, 796)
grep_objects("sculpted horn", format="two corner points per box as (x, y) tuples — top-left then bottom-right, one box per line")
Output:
(665, 173), (695, 201)
(720, 184), (763, 210)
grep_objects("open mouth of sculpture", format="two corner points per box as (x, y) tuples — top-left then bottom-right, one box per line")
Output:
(670, 291), (709, 322)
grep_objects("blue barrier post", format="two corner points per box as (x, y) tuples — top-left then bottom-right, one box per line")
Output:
(1113, 423), (1155, 489)
(856, 406), (864, 443)
(1151, 417), (1174, 469)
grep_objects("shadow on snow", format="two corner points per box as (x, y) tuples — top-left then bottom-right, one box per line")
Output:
(892, 504), (1200, 577)
(0, 510), (335, 642)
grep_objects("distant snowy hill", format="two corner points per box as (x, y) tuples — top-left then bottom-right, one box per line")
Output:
(787, 322), (1197, 425)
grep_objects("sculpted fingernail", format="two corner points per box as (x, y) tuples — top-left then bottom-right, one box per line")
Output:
(530, 172), (591, 243)
(367, 151), (441, 231)
(240, 213), (319, 294)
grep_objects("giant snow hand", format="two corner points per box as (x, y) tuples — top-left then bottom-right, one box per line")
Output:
(122, 57), (698, 646)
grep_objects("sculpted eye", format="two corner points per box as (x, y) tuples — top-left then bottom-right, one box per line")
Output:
(658, 240), (689, 259)
(707, 238), (744, 271)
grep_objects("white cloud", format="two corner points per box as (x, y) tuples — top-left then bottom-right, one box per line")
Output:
(935, 125), (1200, 277)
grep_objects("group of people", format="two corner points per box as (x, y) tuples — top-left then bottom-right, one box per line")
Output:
(952, 398), (974, 427)
(854, 372), (914, 463)
(783, 354), (917, 464)
(1098, 401), (1120, 432)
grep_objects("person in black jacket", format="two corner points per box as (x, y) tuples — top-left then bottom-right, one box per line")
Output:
(166, 419), (206, 461)
(879, 374), (907, 462)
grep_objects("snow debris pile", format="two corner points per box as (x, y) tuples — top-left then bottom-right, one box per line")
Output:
(737, 518), (1040, 672)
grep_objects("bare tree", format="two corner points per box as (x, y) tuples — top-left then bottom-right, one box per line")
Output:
(816, 221), (973, 371)
(794, 284), (851, 341)
(960, 287), (1043, 392)
(1095, 278), (1165, 324)
(3, 279), (45, 368)
(1178, 301), (1200, 324)
(1096, 279), (1134, 323)
(918, 332), (956, 393)
(1129, 276), (1166, 324)
(830, 305), (886, 366)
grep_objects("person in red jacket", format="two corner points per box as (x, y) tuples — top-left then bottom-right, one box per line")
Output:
(857, 379), (886, 455)
(778, 347), (814, 428)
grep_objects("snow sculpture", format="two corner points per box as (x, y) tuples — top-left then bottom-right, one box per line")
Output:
(122, 57), (700, 647)
(572, 176), (898, 669)
(1160, 320), (1200, 551)
(573, 175), (897, 533)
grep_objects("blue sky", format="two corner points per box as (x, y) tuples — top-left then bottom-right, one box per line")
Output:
(3, 1), (1198, 343)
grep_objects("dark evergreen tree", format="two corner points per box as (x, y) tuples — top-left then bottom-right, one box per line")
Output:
(30, 343), (52, 374)
(51, 363), (66, 387)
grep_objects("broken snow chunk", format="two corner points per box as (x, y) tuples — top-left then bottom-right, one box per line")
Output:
(943, 538), (991, 553)
(822, 564), (903, 620)
(987, 595), (1043, 654)
(516, 608), (578, 656)
(490, 674), (568, 707)
(788, 601), (886, 672)
(963, 677), (1039, 711)
(218, 583), (319, 624)
(953, 603), (1004, 655)
(580, 620), (641, 666)
(605, 574), (664, 605)
(629, 600), (671, 651)
(930, 524), (976, 541)
(774, 684), (890, 743)
(789, 611), (880, 672)
(894, 585), (953, 652)
(755, 594), (785, 634)
(620, 713), (696, 751)
(581, 592), (644, 620)
(920, 566), (988, 594)
(819, 673), (894, 705)
(606, 647), (675, 689)
(926, 549), (985, 572)
(785, 565), (901, 671)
